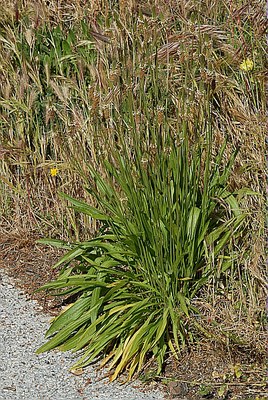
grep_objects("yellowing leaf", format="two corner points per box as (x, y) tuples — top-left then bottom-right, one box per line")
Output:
(233, 364), (242, 379)
(218, 384), (227, 397)
(70, 368), (84, 376)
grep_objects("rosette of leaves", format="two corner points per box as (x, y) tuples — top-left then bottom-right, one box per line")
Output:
(36, 130), (253, 381)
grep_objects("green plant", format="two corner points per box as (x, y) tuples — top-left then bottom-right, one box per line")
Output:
(36, 94), (252, 380)
(198, 384), (213, 397)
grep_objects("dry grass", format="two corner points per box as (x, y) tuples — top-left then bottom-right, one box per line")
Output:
(0, 0), (266, 391)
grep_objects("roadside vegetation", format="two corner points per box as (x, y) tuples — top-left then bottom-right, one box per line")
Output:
(0, 1), (266, 398)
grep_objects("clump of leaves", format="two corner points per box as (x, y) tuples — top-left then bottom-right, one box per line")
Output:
(36, 101), (252, 380)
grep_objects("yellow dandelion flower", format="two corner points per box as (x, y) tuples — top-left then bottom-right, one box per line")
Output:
(239, 58), (254, 72)
(50, 167), (58, 177)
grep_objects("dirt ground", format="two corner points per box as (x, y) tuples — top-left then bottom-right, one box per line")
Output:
(0, 230), (266, 400)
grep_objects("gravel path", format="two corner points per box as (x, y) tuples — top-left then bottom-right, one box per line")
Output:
(0, 272), (164, 400)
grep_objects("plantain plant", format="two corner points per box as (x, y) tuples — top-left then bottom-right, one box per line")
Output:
(36, 96), (252, 380)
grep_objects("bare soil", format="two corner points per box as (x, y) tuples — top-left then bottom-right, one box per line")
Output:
(0, 230), (266, 400)
(0, 229), (64, 314)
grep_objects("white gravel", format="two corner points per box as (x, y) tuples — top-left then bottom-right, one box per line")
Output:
(0, 272), (164, 400)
